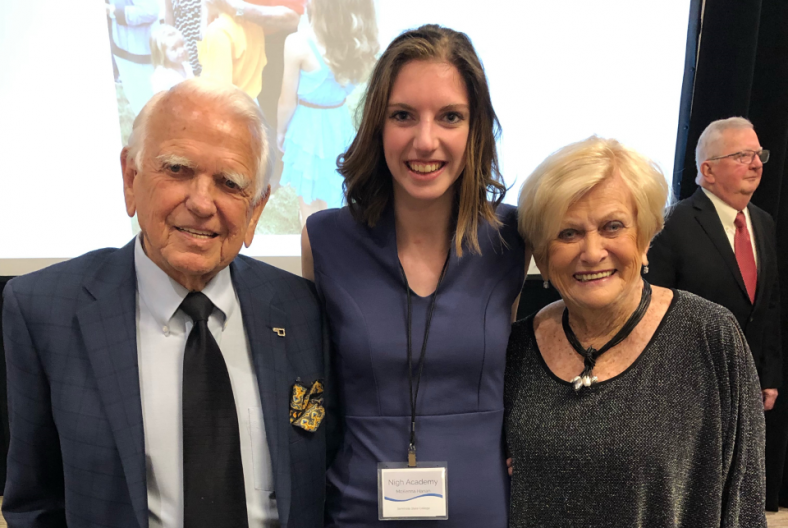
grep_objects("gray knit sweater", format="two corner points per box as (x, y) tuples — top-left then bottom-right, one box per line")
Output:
(504, 290), (766, 527)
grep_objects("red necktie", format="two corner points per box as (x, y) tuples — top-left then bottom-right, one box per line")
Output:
(734, 211), (757, 303)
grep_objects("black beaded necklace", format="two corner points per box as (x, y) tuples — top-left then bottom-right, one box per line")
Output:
(562, 280), (652, 391)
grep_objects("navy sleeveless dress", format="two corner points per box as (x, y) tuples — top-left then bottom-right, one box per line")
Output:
(308, 203), (525, 527)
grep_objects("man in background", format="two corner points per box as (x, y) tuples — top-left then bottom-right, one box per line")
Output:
(649, 116), (781, 509)
(649, 117), (781, 407)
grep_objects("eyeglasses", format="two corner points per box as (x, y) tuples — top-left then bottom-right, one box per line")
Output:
(707, 149), (770, 165)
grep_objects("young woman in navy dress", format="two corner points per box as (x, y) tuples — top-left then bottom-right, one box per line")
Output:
(302, 25), (528, 527)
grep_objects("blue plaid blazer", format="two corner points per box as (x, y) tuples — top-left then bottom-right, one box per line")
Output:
(2, 240), (327, 527)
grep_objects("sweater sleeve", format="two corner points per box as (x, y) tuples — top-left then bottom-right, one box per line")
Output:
(719, 312), (767, 528)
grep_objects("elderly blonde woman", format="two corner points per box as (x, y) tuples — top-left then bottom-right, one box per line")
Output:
(504, 136), (766, 527)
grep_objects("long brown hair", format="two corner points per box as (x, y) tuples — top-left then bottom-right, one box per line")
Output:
(309, 0), (379, 85)
(339, 24), (505, 256)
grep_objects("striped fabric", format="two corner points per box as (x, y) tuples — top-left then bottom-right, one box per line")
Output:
(171, 0), (203, 76)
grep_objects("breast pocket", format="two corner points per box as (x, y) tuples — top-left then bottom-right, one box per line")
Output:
(247, 407), (275, 491)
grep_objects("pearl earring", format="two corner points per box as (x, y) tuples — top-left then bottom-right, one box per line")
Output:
(642, 265), (649, 275)
(543, 280), (549, 289)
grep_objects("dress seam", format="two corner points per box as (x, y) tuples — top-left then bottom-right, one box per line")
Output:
(314, 265), (382, 415)
(478, 257), (526, 410)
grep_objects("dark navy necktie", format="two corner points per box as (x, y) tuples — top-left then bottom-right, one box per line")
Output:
(180, 292), (248, 527)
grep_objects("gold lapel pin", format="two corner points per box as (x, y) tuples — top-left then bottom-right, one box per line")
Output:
(272, 327), (286, 337)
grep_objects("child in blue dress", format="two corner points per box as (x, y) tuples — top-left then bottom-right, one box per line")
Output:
(277, 0), (378, 227)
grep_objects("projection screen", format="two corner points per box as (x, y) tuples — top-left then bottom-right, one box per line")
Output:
(0, 0), (691, 276)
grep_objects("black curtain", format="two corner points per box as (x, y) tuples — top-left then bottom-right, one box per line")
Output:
(672, 0), (704, 197)
(517, 278), (561, 321)
(676, 0), (788, 510)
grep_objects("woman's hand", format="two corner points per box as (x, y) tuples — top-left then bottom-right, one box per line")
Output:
(506, 457), (513, 477)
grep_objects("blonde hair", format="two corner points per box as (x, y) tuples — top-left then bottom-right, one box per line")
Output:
(150, 24), (185, 68)
(309, 0), (379, 85)
(518, 136), (669, 265)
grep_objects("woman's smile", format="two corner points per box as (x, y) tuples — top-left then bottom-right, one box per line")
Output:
(573, 269), (616, 282)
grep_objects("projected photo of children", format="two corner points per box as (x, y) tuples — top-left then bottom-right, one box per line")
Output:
(277, 0), (379, 227)
(106, 0), (159, 116)
(150, 24), (194, 93)
(106, 0), (381, 235)
(199, 0), (267, 100)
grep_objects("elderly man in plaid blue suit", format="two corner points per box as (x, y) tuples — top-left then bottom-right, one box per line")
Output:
(2, 79), (328, 528)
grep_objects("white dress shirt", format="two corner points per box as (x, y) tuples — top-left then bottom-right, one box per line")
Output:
(701, 187), (759, 269)
(134, 237), (279, 528)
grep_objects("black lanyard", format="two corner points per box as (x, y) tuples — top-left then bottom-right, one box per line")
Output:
(398, 251), (451, 467)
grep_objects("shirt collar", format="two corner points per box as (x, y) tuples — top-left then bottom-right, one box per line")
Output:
(701, 187), (744, 229)
(134, 235), (235, 327)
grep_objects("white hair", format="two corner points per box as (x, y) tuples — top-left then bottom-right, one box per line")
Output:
(126, 78), (272, 203)
(695, 117), (754, 183)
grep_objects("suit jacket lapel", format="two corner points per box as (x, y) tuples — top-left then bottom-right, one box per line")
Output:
(691, 189), (750, 299)
(232, 258), (292, 527)
(76, 241), (148, 528)
(748, 205), (768, 305)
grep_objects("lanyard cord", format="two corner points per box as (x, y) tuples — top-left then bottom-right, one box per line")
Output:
(399, 251), (451, 463)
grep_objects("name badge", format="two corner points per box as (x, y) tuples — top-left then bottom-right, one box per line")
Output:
(377, 462), (448, 520)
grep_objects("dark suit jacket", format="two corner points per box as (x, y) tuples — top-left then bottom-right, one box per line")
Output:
(649, 188), (782, 389)
(1, 240), (327, 527)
